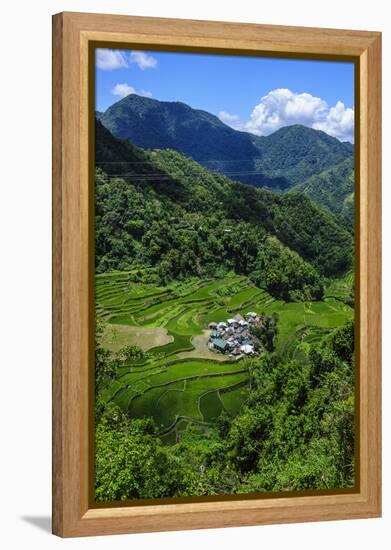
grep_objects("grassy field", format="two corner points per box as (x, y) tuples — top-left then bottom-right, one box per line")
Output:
(96, 271), (353, 442)
(100, 323), (173, 352)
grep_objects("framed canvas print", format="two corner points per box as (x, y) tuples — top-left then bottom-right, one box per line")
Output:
(52, 12), (381, 537)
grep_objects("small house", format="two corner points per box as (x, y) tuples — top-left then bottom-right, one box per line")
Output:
(213, 338), (229, 352)
(240, 344), (254, 355)
(246, 312), (257, 319)
(241, 339), (253, 346)
(234, 313), (245, 322)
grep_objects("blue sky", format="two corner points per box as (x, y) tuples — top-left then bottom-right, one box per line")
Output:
(95, 48), (355, 142)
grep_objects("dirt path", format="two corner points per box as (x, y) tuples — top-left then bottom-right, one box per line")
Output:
(176, 330), (228, 362)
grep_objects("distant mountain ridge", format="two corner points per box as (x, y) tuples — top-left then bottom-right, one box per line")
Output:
(98, 94), (354, 190)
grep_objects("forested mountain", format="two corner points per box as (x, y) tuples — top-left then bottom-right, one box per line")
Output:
(95, 119), (353, 300)
(290, 157), (355, 230)
(98, 94), (354, 190)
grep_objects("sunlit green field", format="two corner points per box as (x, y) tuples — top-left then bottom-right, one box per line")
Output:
(96, 271), (353, 442)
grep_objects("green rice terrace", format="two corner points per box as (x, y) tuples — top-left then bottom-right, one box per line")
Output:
(96, 270), (354, 444)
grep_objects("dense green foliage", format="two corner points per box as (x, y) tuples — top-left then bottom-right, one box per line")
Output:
(221, 182), (353, 276)
(95, 119), (353, 299)
(291, 157), (355, 230)
(252, 124), (353, 188)
(95, 321), (355, 500)
(99, 94), (353, 189)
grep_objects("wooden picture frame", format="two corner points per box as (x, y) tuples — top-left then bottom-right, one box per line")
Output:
(52, 11), (381, 538)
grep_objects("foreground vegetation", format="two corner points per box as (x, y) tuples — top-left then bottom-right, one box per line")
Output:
(96, 313), (355, 500)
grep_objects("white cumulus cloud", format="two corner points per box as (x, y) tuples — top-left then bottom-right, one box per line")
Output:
(140, 90), (153, 98)
(112, 83), (136, 97)
(218, 111), (241, 128)
(129, 50), (158, 70)
(96, 49), (158, 71)
(312, 101), (355, 143)
(96, 49), (128, 70)
(111, 83), (153, 99)
(243, 88), (354, 143)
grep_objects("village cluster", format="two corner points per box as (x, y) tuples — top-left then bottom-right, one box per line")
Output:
(208, 312), (264, 358)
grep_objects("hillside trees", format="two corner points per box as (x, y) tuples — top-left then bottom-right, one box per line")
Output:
(96, 419), (180, 501)
(95, 168), (328, 300)
(291, 157), (355, 230)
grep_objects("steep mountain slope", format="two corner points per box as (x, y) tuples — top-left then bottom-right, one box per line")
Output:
(253, 125), (354, 186)
(290, 157), (355, 229)
(95, 118), (353, 287)
(98, 94), (354, 190)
